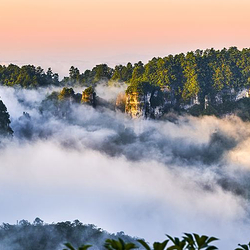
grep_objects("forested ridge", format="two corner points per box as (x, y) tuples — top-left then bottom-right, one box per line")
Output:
(1, 47), (250, 107)
(0, 219), (249, 250)
(0, 64), (60, 88)
(2, 46), (250, 132)
(0, 219), (138, 250)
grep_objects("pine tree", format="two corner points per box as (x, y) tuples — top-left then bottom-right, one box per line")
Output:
(0, 100), (13, 136)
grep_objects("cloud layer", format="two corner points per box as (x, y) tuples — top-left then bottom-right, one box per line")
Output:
(0, 86), (250, 248)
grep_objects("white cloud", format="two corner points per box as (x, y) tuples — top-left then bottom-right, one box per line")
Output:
(0, 86), (250, 248)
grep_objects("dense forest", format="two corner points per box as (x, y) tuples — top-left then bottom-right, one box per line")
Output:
(0, 219), (138, 250)
(1, 47), (250, 104)
(1, 46), (250, 132)
(0, 64), (60, 87)
(1, 47), (250, 119)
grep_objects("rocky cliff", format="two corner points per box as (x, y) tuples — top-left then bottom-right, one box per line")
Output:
(124, 83), (164, 119)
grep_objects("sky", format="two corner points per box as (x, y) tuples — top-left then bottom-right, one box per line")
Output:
(1, 0), (250, 76)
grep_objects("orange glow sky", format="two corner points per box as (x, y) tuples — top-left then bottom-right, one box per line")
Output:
(1, 0), (250, 76)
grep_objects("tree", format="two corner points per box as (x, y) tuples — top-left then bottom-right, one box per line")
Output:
(92, 64), (113, 83)
(33, 217), (44, 226)
(138, 239), (169, 250)
(63, 242), (92, 250)
(164, 54), (185, 106)
(58, 87), (75, 101)
(166, 234), (186, 250)
(69, 66), (80, 83)
(130, 61), (144, 83)
(0, 100), (13, 136)
(81, 86), (96, 106)
(181, 52), (199, 101)
(111, 65), (125, 82)
(122, 63), (133, 82)
(0, 64), (59, 88)
(235, 242), (250, 250)
(182, 233), (218, 250)
(104, 238), (137, 250)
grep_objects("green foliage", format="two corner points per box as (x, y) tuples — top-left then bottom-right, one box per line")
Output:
(63, 242), (92, 250)
(0, 219), (139, 250)
(136, 234), (218, 250)
(182, 233), (218, 250)
(3, 47), (250, 120)
(46, 87), (83, 105)
(0, 218), (248, 250)
(213, 64), (232, 91)
(81, 86), (96, 106)
(3, 46), (250, 111)
(187, 97), (250, 119)
(130, 61), (144, 83)
(181, 52), (200, 101)
(137, 239), (169, 250)
(123, 47), (250, 108)
(126, 81), (153, 95)
(137, 234), (218, 250)
(0, 64), (59, 88)
(235, 242), (250, 250)
(111, 63), (133, 82)
(83, 86), (95, 96)
(92, 64), (113, 83)
(104, 238), (138, 250)
(58, 87), (75, 101)
(40, 87), (85, 118)
(166, 234), (186, 250)
(69, 66), (80, 81)
(0, 100), (13, 136)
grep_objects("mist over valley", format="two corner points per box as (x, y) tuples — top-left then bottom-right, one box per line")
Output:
(0, 78), (250, 249)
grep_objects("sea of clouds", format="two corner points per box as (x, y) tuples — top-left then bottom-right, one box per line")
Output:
(0, 85), (250, 249)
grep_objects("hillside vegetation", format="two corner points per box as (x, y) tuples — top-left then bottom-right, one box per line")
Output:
(2, 47), (250, 120)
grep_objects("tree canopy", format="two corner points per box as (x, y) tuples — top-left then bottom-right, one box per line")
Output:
(2, 47), (250, 108)
(0, 64), (59, 88)
(0, 100), (13, 136)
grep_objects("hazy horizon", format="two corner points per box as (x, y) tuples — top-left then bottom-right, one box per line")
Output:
(1, 0), (250, 76)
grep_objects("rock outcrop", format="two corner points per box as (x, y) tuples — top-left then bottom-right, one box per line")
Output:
(115, 92), (126, 112)
(125, 83), (164, 119)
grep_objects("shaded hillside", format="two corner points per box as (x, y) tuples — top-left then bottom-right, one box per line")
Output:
(0, 219), (139, 250)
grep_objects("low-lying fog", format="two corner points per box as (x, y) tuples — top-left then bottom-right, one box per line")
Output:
(0, 85), (250, 249)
